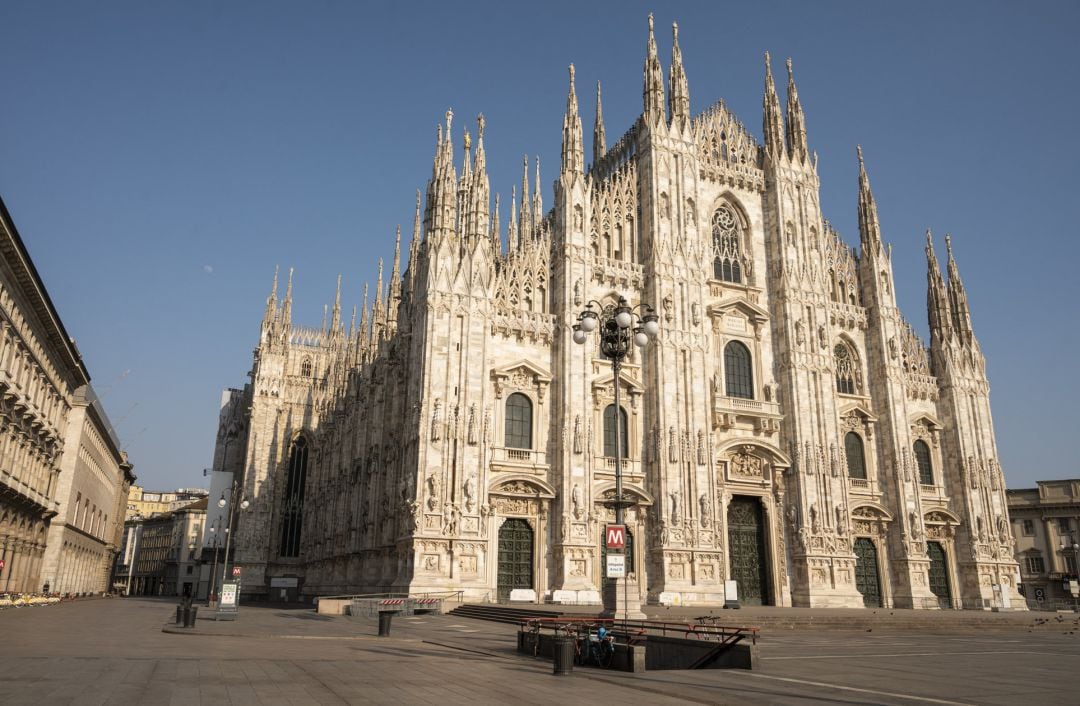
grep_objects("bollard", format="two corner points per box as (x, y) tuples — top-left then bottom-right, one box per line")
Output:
(552, 635), (574, 675)
(378, 611), (394, 636)
(185, 605), (199, 627)
(175, 605), (184, 626)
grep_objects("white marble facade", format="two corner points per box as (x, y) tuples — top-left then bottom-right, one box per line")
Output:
(219, 17), (1022, 609)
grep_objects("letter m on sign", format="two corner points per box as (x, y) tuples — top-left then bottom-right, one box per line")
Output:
(605, 524), (625, 549)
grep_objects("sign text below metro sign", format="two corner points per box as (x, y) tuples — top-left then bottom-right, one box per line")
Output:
(605, 524), (625, 550)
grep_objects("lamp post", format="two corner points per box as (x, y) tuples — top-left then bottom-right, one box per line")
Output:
(573, 296), (659, 622)
(206, 518), (224, 606)
(218, 479), (249, 609)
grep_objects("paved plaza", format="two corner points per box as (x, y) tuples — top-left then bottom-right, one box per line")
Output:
(1, 598), (1079, 705)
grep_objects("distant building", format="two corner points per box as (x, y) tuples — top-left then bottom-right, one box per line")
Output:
(40, 385), (134, 595)
(125, 486), (207, 520)
(122, 498), (206, 596)
(1008, 480), (1080, 604)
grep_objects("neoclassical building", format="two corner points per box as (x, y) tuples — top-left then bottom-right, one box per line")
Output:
(218, 17), (1021, 609)
(0, 197), (135, 596)
(0, 197), (90, 594)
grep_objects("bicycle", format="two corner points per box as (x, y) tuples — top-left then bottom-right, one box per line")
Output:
(574, 623), (615, 668)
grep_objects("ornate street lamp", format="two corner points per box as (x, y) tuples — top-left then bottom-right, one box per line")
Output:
(218, 480), (250, 609)
(206, 518), (224, 606)
(573, 295), (659, 620)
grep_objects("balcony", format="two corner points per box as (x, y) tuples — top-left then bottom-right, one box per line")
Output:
(594, 456), (642, 478)
(848, 478), (870, 490)
(712, 395), (782, 433)
(490, 446), (548, 472)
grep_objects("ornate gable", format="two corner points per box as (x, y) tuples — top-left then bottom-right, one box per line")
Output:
(491, 360), (552, 399)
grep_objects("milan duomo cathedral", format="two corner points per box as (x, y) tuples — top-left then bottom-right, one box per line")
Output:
(215, 16), (1022, 609)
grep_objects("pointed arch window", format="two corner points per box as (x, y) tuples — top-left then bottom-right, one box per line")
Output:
(300, 358), (312, 377)
(834, 344), (858, 395)
(845, 432), (867, 480)
(505, 393), (533, 450)
(279, 436), (309, 558)
(724, 341), (754, 399)
(914, 440), (934, 485)
(712, 204), (745, 283)
(603, 404), (628, 458)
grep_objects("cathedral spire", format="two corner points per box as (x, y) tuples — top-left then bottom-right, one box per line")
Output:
(643, 13), (666, 125)
(349, 304), (356, 338)
(282, 267), (294, 327)
(668, 22), (690, 127)
(426, 109), (458, 237)
(532, 157), (543, 219)
(593, 80), (607, 165)
(491, 192), (502, 254)
(407, 189), (421, 293)
(518, 156), (531, 238)
(330, 274), (342, 333)
(390, 226), (402, 299)
(508, 186), (519, 251)
(762, 51), (785, 160)
(856, 145), (883, 250)
(561, 65), (584, 175)
(359, 282), (369, 348)
(374, 257), (384, 323)
(264, 265), (279, 324)
(467, 114), (490, 240)
(785, 58), (809, 163)
(945, 235), (975, 346)
(925, 230), (953, 346)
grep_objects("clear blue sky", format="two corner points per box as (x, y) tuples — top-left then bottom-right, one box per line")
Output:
(1, 1), (1076, 491)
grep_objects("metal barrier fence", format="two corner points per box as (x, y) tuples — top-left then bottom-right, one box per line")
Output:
(348, 596), (444, 617)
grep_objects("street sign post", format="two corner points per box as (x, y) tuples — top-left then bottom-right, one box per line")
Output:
(216, 581), (240, 621)
(606, 554), (625, 578)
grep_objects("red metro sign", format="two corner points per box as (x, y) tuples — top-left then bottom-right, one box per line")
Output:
(605, 524), (625, 550)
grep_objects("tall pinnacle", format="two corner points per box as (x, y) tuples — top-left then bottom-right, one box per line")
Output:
(593, 80), (607, 164)
(762, 52), (785, 159)
(519, 156), (531, 237)
(265, 265), (279, 323)
(856, 145), (882, 249)
(508, 186), (519, 251)
(785, 58), (809, 163)
(561, 64), (584, 175)
(925, 230), (953, 345)
(330, 274), (342, 332)
(491, 192), (501, 254)
(359, 282), (369, 345)
(283, 267), (294, 326)
(945, 236), (974, 345)
(668, 22), (689, 126)
(532, 157), (543, 218)
(390, 226), (402, 298)
(643, 13), (666, 125)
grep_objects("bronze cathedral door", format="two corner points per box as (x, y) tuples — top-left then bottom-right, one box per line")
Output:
(854, 538), (882, 607)
(927, 541), (952, 608)
(727, 497), (770, 606)
(497, 519), (533, 602)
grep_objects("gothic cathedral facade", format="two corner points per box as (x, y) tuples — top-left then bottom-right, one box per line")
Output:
(216, 17), (1022, 609)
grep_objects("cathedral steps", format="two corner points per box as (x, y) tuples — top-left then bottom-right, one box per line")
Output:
(447, 604), (566, 625)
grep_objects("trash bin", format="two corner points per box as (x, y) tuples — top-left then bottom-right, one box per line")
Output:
(175, 605), (184, 626)
(552, 635), (574, 675)
(378, 611), (395, 636)
(185, 605), (198, 627)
